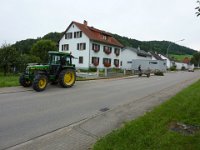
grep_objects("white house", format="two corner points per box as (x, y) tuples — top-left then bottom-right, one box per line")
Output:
(121, 47), (152, 70)
(159, 54), (173, 69)
(59, 20), (123, 69)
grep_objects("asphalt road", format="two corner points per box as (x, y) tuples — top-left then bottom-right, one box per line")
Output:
(0, 71), (200, 149)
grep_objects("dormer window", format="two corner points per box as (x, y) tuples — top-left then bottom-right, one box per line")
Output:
(102, 35), (107, 40)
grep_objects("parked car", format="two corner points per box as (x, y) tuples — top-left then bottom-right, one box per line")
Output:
(188, 68), (194, 72)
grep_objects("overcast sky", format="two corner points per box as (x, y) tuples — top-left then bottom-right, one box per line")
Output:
(0, 0), (199, 50)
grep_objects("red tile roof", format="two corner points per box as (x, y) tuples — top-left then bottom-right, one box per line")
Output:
(63, 21), (123, 48)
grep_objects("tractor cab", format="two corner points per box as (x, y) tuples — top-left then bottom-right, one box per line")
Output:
(48, 51), (74, 76)
(48, 51), (73, 66)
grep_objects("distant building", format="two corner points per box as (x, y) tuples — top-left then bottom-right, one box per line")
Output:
(158, 54), (173, 69)
(59, 20), (123, 69)
(121, 47), (152, 70)
(150, 52), (163, 61)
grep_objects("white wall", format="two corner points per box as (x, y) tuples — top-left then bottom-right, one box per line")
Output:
(121, 48), (151, 70)
(89, 41), (121, 69)
(175, 62), (188, 70)
(159, 54), (171, 69)
(59, 23), (90, 69)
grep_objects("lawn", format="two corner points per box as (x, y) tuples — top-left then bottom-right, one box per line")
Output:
(170, 54), (192, 62)
(0, 74), (102, 87)
(93, 80), (200, 150)
(0, 73), (20, 87)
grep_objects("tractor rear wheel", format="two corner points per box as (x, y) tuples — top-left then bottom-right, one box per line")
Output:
(33, 74), (48, 92)
(59, 69), (76, 88)
(19, 75), (32, 87)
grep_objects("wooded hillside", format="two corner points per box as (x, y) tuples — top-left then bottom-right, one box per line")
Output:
(12, 32), (197, 55)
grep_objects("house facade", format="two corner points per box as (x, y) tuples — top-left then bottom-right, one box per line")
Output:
(158, 54), (173, 69)
(59, 21), (123, 69)
(121, 47), (152, 70)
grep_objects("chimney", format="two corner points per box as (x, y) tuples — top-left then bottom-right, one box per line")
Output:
(83, 20), (88, 26)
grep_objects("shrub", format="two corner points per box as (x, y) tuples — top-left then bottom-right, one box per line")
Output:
(154, 70), (164, 76)
(89, 67), (97, 72)
(170, 66), (176, 71)
(181, 66), (186, 71)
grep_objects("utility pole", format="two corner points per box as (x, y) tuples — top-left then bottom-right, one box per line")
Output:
(166, 39), (185, 57)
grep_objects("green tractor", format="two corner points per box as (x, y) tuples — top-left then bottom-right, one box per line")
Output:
(19, 51), (76, 92)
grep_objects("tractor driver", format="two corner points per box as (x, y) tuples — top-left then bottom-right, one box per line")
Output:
(60, 56), (66, 66)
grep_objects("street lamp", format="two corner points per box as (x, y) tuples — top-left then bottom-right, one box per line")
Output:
(166, 39), (185, 57)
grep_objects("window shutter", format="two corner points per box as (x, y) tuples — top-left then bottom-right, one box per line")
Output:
(77, 43), (79, 50)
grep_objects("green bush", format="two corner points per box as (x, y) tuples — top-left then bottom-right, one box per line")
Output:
(181, 66), (186, 71)
(78, 67), (97, 72)
(170, 66), (177, 71)
(108, 68), (123, 73)
(89, 67), (97, 72)
(154, 70), (164, 76)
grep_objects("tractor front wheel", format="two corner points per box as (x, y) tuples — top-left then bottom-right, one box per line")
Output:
(19, 75), (32, 87)
(59, 69), (76, 88)
(33, 74), (48, 92)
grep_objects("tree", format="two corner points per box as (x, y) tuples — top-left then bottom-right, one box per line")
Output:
(196, 0), (200, 17)
(42, 32), (63, 43)
(12, 38), (38, 54)
(191, 52), (200, 67)
(0, 43), (20, 75)
(18, 54), (41, 72)
(31, 40), (57, 63)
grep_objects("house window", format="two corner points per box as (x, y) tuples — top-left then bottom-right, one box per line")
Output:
(102, 35), (107, 40)
(74, 31), (82, 38)
(65, 32), (72, 39)
(114, 59), (119, 67)
(114, 48), (120, 56)
(92, 57), (99, 66)
(79, 56), (83, 64)
(103, 46), (112, 54)
(92, 43), (100, 52)
(127, 61), (132, 64)
(149, 62), (158, 64)
(101, 33), (108, 40)
(77, 43), (86, 50)
(103, 58), (111, 67)
(120, 61), (122, 66)
(62, 44), (69, 51)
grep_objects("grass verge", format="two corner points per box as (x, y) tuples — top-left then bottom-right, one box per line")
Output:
(0, 73), (20, 87)
(170, 54), (192, 62)
(93, 80), (200, 150)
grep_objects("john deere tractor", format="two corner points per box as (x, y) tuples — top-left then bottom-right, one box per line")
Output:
(19, 51), (76, 92)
